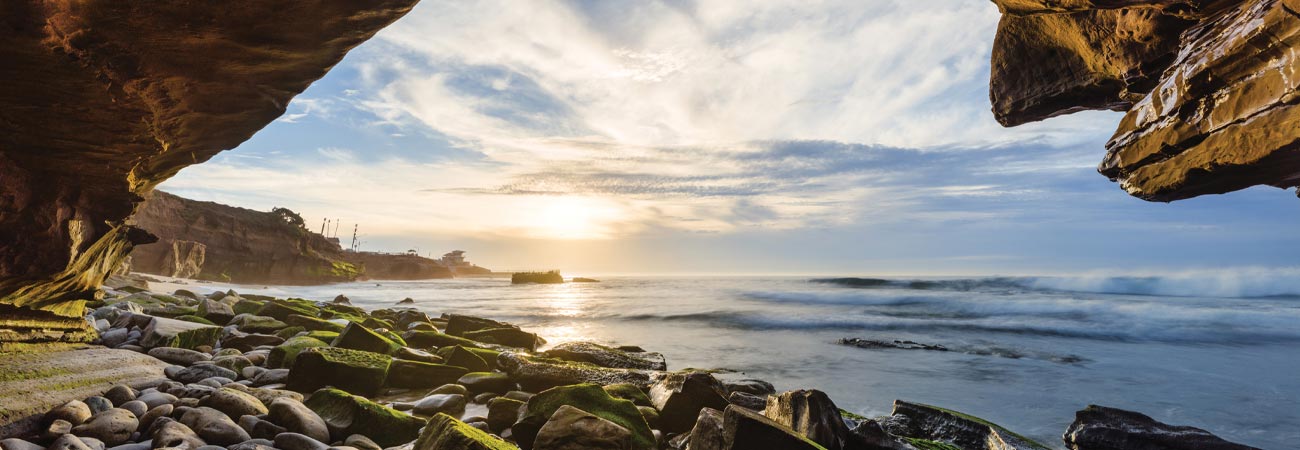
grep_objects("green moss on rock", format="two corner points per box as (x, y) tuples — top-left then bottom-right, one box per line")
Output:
(402, 330), (483, 349)
(603, 383), (652, 407)
(385, 360), (469, 389)
(175, 315), (216, 325)
(904, 438), (963, 450)
(304, 387), (424, 447)
(257, 299), (319, 321)
(438, 346), (490, 372)
(303, 330), (339, 342)
(288, 347), (391, 396)
(275, 326), (307, 339)
(267, 336), (330, 368)
(333, 322), (402, 355)
(286, 314), (345, 333)
(513, 383), (656, 450)
(415, 413), (514, 450)
(232, 299), (265, 316)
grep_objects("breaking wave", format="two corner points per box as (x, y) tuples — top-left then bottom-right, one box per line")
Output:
(812, 267), (1300, 298)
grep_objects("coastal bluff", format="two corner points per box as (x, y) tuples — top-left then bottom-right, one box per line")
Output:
(0, 0), (419, 343)
(129, 191), (452, 285)
(990, 0), (1300, 201)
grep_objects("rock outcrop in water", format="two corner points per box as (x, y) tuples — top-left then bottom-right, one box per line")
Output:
(130, 191), (452, 284)
(0, 0), (418, 343)
(990, 0), (1300, 201)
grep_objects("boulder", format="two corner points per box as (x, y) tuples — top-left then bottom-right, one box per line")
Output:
(267, 336), (330, 369)
(412, 413), (514, 450)
(101, 386), (137, 407)
(412, 394), (467, 417)
(166, 365), (237, 384)
(456, 372), (514, 395)
(440, 346), (490, 373)
(211, 355), (252, 374)
(287, 347), (391, 397)
(343, 435), (382, 450)
(45, 400), (93, 426)
(285, 314), (345, 333)
(497, 352), (653, 393)
(139, 317), (221, 350)
(763, 390), (853, 450)
(0, 439), (41, 450)
(147, 348), (211, 366)
(512, 384), (655, 450)
(255, 300), (319, 322)
(649, 372), (729, 433)
(720, 405), (825, 450)
(178, 406), (250, 446)
(228, 315), (289, 334)
(401, 330), (484, 349)
(1063, 405), (1259, 450)
(395, 347), (442, 364)
(685, 407), (725, 450)
(83, 397), (112, 415)
(200, 388), (267, 418)
(138, 404), (173, 431)
(485, 397), (524, 433)
(727, 392), (766, 411)
(462, 328), (545, 351)
(722, 379), (775, 397)
(303, 388), (424, 447)
(541, 342), (666, 370)
(267, 399), (330, 443)
(136, 392), (178, 410)
(273, 433), (329, 450)
(602, 384), (651, 407)
(331, 322), (401, 356)
(117, 401), (147, 418)
(70, 409), (137, 446)
(197, 300), (235, 324)
(220, 332), (284, 353)
(150, 418), (206, 450)
(881, 400), (1048, 450)
(44, 434), (92, 450)
(534, 405), (633, 450)
(385, 361), (469, 389)
(444, 315), (514, 337)
(237, 415), (286, 440)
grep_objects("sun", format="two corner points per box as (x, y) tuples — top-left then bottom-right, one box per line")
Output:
(536, 196), (618, 240)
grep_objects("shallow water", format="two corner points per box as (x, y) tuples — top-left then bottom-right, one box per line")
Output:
(187, 275), (1300, 449)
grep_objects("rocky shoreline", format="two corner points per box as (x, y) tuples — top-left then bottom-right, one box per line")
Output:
(0, 285), (1262, 450)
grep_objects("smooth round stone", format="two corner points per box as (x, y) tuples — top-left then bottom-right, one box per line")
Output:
(412, 394), (466, 417)
(267, 399), (330, 444)
(138, 405), (173, 432)
(472, 392), (498, 404)
(45, 400), (92, 426)
(212, 356), (252, 374)
(70, 408), (138, 446)
(503, 391), (534, 402)
(195, 378), (224, 389)
(241, 366), (266, 381)
(177, 407), (249, 446)
(135, 392), (178, 410)
(0, 438), (42, 450)
(83, 397), (113, 415)
(104, 441), (150, 450)
(150, 419), (205, 449)
(200, 388), (267, 418)
(342, 435), (381, 450)
(100, 329), (130, 348)
(118, 401), (148, 418)
(44, 419), (73, 440)
(427, 384), (468, 396)
(227, 439), (276, 450)
(148, 348), (212, 366)
(236, 416), (285, 440)
(102, 386), (136, 407)
(45, 434), (92, 450)
(75, 437), (105, 450)
(251, 369), (288, 386)
(273, 433), (328, 450)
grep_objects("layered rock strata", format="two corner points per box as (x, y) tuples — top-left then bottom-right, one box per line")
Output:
(990, 0), (1300, 200)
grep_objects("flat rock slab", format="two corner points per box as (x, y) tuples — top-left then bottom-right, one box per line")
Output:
(0, 346), (170, 437)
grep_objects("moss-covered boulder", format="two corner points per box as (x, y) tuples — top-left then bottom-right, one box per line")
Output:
(444, 314), (514, 336)
(333, 322), (401, 356)
(321, 303), (367, 319)
(463, 327), (544, 351)
(267, 336), (330, 368)
(288, 347), (391, 396)
(438, 346), (490, 373)
(229, 314), (289, 334)
(139, 316), (222, 350)
(513, 383), (655, 450)
(457, 372), (514, 394)
(381, 329), (408, 347)
(542, 342), (666, 370)
(286, 314), (345, 333)
(498, 352), (653, 392)
(257, 299), (320, 322)
(402, 330), (482, 349)
(303, 330), (339, 342)
(232, 299), (266, 316)
(304, 387), (424, 447)
(882, 401), (1050, 450)
(385, 361), (469, 389)
(413, 413), (514, 450)
(603, 383), (652, 407)
(361, 316), (396, 331)
(174, 315), (216, 326)
(275, 326), (307, 339)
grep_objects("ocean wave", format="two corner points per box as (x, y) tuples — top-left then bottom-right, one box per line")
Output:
(812, 267), (1300, 298)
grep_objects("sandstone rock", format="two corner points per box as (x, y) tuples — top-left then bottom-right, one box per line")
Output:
(441, 346), (490, 373)
(70, 409), (137, 446)
(140, 318), (222, 350)
(178, 407), (250, 446)
(497, 352), (654, 393)
(287, 347), (391, 397)
(533, 405), (632, 450)
(386, 360), (469, 389)
(881, 400), (1048, 450)
(727, 392), (766, 411)
(513, 384), (655, 450)
(763, 390), (854, 450)
(200, 388), (266, 419)
(720, 405), (824, 450)
(649, 372), (730, 434)
(721, 379), (775, 397)
(412, 413), (514, 450)
(147, 348), (211, 366)
(602, 384), (651, 407)
(685, 408), (725, 450)
(302, 388), (424, 447)
(45, 401), (93, 427)
(541, 342), (666, 370)
(412, 394), (467, 417)
(267, 399), (330, 444)
(150, 418), (205, 450)
(1063, 405), (1259, 450)
(486, 397), (524, 433)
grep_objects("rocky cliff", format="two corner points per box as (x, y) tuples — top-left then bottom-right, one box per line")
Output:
(0, 0), (418, 343)
(131, 191), (452, 284)
(990, 0), (1300, 201)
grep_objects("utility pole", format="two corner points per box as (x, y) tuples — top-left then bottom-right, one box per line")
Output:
(320, 218), (327, 235)
(333, 220), (340, 239)
(350, 224), (359, 252)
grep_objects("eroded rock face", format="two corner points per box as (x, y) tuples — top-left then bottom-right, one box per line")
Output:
(0, 0), (419, 341)
(1064, 405), (1259, 450)
(991, 0), (1300, 201)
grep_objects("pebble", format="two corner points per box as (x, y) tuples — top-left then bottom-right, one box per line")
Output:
(70, 408), (138, 446)
(168, 365), (237, 384)
(150, 418), (205, 449)
(0, 439), (41, 450)
(236, 416), (285, 440)
(227, 439), (276, 450)
(45, 400), (92, 427)
(117, 401), (148, 418)
(267, 399), (330, 443)
(147, 348), (212, 366)
(138, 405), (173, 432)
(44, 419), (73, 440)
(274, 433), (329, 450)
(45, 434), (91, 450)
(412, 394), (466, 417)
(178, 407), (250, 446)
(201, 388), (267, 418)
(83, 397), (113, 415)
(135, 392), (177, 410)
(102, 386), (136, 407)
(342, 435), (381, 450)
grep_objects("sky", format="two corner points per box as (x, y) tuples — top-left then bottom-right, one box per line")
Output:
(161, 0), (1300, 275)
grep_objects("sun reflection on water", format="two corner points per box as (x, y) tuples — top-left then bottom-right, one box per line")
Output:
(533, 283), (594, 346)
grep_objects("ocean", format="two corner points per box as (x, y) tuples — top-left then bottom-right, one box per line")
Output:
(177, 275), (1300, 449)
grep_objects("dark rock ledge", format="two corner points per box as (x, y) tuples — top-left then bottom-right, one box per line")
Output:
(0, 285), (1262, 450)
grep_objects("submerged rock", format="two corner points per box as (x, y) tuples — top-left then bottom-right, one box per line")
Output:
(1063, 405), (1259, 450)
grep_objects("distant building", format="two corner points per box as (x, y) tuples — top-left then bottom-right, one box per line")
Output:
(435, 250), (491, 275)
